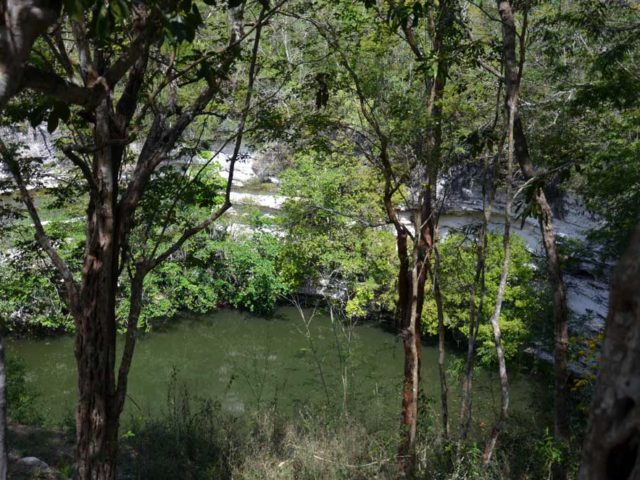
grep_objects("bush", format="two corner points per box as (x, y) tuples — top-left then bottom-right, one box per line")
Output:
(422, 232), (550, 365)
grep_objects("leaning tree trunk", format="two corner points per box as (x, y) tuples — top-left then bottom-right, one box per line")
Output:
(515, 118), (570, 449)
(579, 225), (640, 480)
(499, 0), (571, 462)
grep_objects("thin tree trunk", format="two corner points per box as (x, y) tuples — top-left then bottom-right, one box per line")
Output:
(0, 317), (6, 480)
(579, 224), (640, 480)
(500, 0), (571, 466)
(458, 279), (478, 443)
(482, 168), (511, 468)
(481, 89), (515, 468)
(515, 118), (571, 452)
(434, 246), (449, 440)
(396, 213), (429, 474)
(399, 284), (422, 470)
(459, 145), (497, 444)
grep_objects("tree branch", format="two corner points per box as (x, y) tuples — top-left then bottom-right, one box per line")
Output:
(61, 146), (99, 200)
(117, 3), (255, 254)
(20, 66), (98, 106)
(0, 140), (79, 314)
(148, 3), (269, 269)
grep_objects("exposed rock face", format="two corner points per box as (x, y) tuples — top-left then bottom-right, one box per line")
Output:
(0, 129), (610, 339)
(442, 169), (609, 334)
(0, 125), (62, 192)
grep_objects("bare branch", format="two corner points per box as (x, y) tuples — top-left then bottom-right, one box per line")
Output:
(148, 3), (269, 269)
(20, 66), (99, 106)
(61, 146), (99, 200)
(114, 262), (145, 415)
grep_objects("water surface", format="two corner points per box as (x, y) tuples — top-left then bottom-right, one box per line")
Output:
(9, 307), (545, 433)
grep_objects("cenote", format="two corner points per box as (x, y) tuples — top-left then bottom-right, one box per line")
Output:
(9, 306), (548, 433)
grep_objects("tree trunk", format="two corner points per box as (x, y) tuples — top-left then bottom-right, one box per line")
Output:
(515, 118), (571, 451)
(458, 226), (487, 444)
(579, 225), (640, 480)
(394, 216), (428, 474)
(482, 1), (522, 460)
(501, 0), (571, 463)
(74, 305), (119, 480)
(0, 318), (6, 480)
(481, 291), (510, 467)
(458, 280), (478, 443)
(434, 246), (449, 439)
(74, 99), (120, 480)
(399, 295), (422, 470)
(482, 79), (515, 467)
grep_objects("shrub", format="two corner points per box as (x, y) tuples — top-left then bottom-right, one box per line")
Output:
(422, 232), (550, 365)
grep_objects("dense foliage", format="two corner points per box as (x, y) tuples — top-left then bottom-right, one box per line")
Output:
(0, 0), (638, 477)
(423, 232), (550, 364)
(279, 148), (398, 317)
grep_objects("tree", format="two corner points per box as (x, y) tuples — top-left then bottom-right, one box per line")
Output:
(579, 224), (640, 479)
(0, 315), (6, 480)
(481, 2), (521, 460)
(0, 1), (280, 477)
(0, 0), (61, 108)
(389, 0), (457, 460)
(280, 0), (479, 469)
(496, 1), (571, 474)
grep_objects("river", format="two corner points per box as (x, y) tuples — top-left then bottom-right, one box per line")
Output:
(8, 306), (549, 434)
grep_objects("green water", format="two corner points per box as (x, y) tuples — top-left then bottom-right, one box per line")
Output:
(8, 307), (544, 431)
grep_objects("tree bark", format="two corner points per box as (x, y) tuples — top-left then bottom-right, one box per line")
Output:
(0, 317), (6, 480)
(0, 0), (61, 108)
(74, 97), (120, 480)
(385, 187), (428, 475)
(579, 225), (640, 480)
